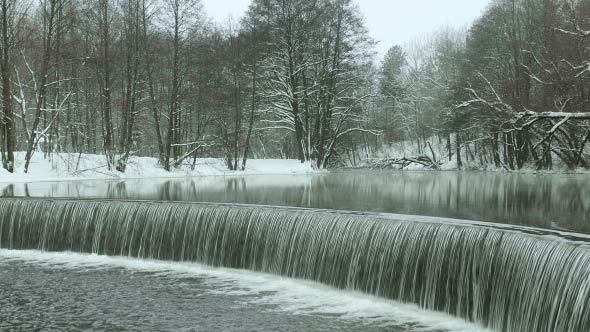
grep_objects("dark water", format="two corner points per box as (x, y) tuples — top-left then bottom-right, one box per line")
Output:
(0, 250), (481, 332)
(2, 170), (589, 233)
(2, 199), (588, 331)
(1, 170), (588, 332)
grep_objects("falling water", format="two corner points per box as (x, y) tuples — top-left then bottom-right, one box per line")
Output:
(0, 198), (588, 332)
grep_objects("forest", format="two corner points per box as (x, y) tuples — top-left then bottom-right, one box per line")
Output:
(0, 0), (589, 173)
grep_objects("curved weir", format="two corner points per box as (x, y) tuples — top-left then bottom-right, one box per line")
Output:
(1, 198), (589, 331)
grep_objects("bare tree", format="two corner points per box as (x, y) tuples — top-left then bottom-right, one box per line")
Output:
(117, 0), (142, 172)
(0, 0), (16, 172)
(24, 0), (61, 173)
(162, 0), (201, 171)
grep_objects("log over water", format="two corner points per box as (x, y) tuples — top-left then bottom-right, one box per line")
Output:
(0, 198), (589, 332)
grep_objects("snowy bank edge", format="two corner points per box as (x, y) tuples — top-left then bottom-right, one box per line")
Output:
(0, 152), (322, 184)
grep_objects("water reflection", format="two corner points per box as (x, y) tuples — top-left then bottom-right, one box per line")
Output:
(1, 170), (589, 233)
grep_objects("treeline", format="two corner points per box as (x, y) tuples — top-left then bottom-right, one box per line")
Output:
(1, 0), (589, 174)
(0, 0), (375, 173)
(380, 0), (590, 170)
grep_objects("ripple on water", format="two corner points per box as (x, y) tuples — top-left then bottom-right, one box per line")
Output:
(0, 250), (490, 332)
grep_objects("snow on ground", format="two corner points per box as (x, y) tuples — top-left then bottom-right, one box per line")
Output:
(359, 137), (485, 171)
(0, 152), (317, 183)
(359, 135), (590, 173)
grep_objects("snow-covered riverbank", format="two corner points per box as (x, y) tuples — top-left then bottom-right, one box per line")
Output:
(357, 137), (590, 174)
(0, 152), (317, 183)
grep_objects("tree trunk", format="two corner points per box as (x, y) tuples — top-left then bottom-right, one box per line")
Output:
(0, 0), (14, 173)
(165, 0), (180, 171)
(100, 0), (114, 170)
(142, 0), (164, 165)
(24, 0), (59, 173)
(118, 0), (141, 173)
(242, 42), (257, 171)
(447, 133), (452, 161)
(456, 133), (462, 169)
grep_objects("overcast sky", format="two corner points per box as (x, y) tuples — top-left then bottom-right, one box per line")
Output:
(201, 0), (492, 58)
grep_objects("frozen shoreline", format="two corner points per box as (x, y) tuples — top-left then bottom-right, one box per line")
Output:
(0, 152), (318, 184)
(345, 163), (590, 175)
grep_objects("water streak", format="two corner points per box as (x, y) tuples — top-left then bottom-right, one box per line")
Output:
(0, 198), (588, 331)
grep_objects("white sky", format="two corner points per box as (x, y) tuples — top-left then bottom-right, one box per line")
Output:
(201, 0), (492, 57)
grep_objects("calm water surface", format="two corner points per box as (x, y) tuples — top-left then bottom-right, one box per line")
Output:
(1, 170), (589, 233)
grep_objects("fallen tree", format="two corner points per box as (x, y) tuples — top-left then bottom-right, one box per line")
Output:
(368, 155), (441, 170)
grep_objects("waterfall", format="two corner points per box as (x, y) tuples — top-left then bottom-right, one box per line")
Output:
(0, 198), (588, 332)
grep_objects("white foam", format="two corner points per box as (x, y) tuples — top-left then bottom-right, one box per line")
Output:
(0, 249), (491, 332)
